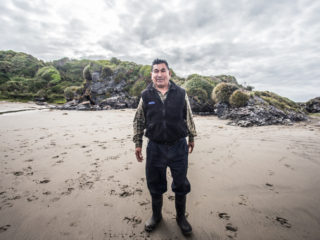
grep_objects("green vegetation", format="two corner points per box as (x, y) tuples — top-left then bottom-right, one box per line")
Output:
(308, 113), (320, 117)
(1, 50), (307, 112)
(36, 66), (61, 84)
(229, 90), (249, 107)
(211, 82), (239, 104)
(183, 75), (216, 102)
(139, 65), (151, 79)
(64, 86), (83, 101)
(215, 75), (238, 84)
(0, 50), (44, 77)
(252, 91), (303, 112)
(130, 79), (147, 97)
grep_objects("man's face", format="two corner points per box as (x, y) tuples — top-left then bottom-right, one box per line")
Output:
(151, 63), (171, 89)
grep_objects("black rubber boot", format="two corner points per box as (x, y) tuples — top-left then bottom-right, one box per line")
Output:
(145, 195), (163, 232)
(175, 195), (192, 236)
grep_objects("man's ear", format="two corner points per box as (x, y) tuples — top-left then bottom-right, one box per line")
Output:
(169, 69), (172, 76)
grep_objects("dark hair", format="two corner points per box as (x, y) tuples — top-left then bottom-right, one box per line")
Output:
(151, 59), (169, 71)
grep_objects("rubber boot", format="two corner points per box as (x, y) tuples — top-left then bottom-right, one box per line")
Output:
(175, 195), (192, 235)
(145, 195), (163, 232)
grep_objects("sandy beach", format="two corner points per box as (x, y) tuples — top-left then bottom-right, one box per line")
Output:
(0, 101), (320, 240)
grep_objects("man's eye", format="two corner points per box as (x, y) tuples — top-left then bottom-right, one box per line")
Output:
(161, 70), (166, 72)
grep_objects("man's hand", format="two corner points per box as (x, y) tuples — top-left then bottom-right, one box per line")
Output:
(135, 147), (144, 162)
(188, 142), (194, 154)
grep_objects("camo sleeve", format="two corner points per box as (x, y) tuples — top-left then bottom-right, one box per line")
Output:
(185, 94), (197, 142)
(133, 98), (145, 148)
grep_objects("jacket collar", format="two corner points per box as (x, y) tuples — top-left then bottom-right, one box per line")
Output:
(147, 80), (177, 91)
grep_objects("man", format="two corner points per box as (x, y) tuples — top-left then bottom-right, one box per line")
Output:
(133, 59), (197, 235)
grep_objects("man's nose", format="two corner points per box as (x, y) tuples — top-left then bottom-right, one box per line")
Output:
(156, 71), (163, 76)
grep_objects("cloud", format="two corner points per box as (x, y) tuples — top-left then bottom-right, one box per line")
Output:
(0, 0), (319, 101)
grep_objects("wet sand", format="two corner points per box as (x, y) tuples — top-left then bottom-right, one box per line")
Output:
(0, 101), (320, 240)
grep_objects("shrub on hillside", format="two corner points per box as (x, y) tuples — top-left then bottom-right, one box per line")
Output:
(215, 75), (238, 84)
(0, 51), (44, 77)
(64, 86), (83, 101)
(253, 91), (302, 112)
(139, 65), (151, 79)
(26, 79), (47, 92)
(36, 66), (61, 84)
(35, 89), (47, 100)
(101, 66), (113, 78)
(183, 77), (214, 101)
(0, 72), (10, 85)
(0, 81), (24, 92)
(187, 87), (208, 103)
(130, 79), (147, 97)
(211, 82), (239, 104)
(229, 90), (249, 107)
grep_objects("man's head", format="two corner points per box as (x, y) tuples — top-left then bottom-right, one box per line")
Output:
(151, 58), (171, 89)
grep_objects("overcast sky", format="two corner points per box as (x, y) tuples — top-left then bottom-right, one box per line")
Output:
(1, 0), (319, 101)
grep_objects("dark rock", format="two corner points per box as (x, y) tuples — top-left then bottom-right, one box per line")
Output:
(57, 100), (78, 110)
(34, 97), (46, 102)
(76, 101), (92, 110)
(188, 97), (215, 114)
(305, 97), (320, 113)
(57, 67), (139, 111)
(215, 95), (307, 127)
(214, 102), (229, 117)
(35, 101), (48, 106)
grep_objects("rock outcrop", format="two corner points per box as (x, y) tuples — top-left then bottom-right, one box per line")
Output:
(305, 97), (320, 113)
(215, 96), (307, 127)
(56, 64), (139, 110)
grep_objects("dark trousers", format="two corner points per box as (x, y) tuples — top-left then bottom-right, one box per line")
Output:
(146, 138), (191, 197)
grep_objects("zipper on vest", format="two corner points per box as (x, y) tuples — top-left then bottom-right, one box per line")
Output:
(163, 97), (167, 140)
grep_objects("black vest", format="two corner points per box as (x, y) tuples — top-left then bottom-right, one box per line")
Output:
(142, 81), (188, 142)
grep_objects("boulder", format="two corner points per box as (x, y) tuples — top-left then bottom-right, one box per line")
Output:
(305, 97), (320, 113)
(188, 97), (215, 115)
(76, 101), (92, 110)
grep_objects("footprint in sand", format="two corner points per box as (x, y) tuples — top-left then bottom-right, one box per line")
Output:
(50, 197), (60, 202)
(168, 195), (175, 201)
(226, 223), (238, 232)
(284, 163), (294, 170)
(218, 212), (230, 220)
(123, 216), (142, 228)
(61, 188), (75, 195)
(0, 225), (11, 233)
(268, 170), (274, 176)
(238, 195), (248, 206)
(27, 195), (39, 202)
(69, 222), (78, 227)
(138, 200), (150, 206)
(39, 179), (50, 184)
(13, 171), (24, 176)
(265, 183), (274, 191)
(275, 216), (292, 228)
